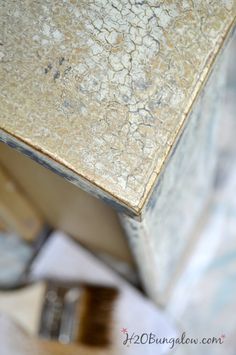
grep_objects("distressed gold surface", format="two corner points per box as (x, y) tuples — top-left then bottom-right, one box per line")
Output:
(0, 1), (235, 214)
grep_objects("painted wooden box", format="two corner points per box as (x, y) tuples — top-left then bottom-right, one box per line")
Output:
(0, 1), (235, 308)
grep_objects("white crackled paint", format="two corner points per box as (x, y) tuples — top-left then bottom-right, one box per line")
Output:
(0, 0), (235, 214)
(120, 45), (232, 304)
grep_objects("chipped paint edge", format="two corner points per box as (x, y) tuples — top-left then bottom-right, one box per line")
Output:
(0, 128), (137, 217)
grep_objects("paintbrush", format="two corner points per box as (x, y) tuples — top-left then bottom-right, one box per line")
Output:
(77, 284), (119, 347)
(39, 281), (119, 348)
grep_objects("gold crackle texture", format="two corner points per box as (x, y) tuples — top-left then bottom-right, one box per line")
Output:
(0, 1), (235, 214)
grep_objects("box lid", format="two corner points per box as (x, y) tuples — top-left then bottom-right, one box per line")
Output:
(0, 1), (235, 216)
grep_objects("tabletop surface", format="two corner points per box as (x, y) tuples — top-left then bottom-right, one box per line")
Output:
(1, 1), (235, 215)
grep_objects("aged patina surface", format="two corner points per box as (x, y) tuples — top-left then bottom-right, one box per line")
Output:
(121, 48), (230, 304)
(1, 1), (235, 216)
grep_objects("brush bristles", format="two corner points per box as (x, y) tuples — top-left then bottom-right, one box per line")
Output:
(77, 285), (119, 347)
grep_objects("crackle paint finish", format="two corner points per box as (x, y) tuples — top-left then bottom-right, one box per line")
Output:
(120, 45), (231, 304)
(0, 1), (235, 215)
